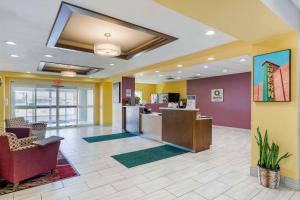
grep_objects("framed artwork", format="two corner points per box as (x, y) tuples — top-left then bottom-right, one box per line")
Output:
(211, 89), (223, 102)
(253, 49), (291, 102)
(113, 82), (120, 103)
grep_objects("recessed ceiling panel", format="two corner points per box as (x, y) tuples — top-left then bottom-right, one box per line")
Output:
(38, 62), (104, 75)
(48, 2), (177, 60)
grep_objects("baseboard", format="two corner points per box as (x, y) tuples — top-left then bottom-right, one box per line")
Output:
(250, 166), (300, 190)
(213, 125), (250, 133)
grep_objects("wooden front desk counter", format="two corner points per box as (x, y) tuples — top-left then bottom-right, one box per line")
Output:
(160, 108), (212, 152)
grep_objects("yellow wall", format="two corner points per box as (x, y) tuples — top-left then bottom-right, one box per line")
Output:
(135, 83), (156, 103)
(156, 80), (187, 99)
(251, 32), (299, 180)
(135, 81), (187, 103)
(100, 82), (113, 125)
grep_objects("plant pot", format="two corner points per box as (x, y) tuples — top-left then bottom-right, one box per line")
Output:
(257, 166), (280, 189)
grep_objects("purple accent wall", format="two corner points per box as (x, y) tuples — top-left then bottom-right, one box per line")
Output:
(187, 72), (251, 129)
(122, 77), (135, 105)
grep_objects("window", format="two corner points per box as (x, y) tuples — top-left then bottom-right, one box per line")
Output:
(11, 82), (95, 128)
(135, 90), (142, 101)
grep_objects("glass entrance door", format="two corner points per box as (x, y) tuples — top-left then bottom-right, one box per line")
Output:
(11, 83), (94, 129)
(58, 88), (78, 127)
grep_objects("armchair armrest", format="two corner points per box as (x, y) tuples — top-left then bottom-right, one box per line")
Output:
(18, 136), (38, 146)
(5, 127), (31, 138)
(32, 136), (64, 146)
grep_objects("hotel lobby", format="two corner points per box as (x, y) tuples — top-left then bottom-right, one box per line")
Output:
(0, 0), (300, 199)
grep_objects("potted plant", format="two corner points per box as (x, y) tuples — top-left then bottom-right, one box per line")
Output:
(135, 96), (141, 105)
(255, 127), (291, 189)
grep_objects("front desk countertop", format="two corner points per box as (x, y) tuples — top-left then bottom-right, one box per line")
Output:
(159, 107), (199, 111)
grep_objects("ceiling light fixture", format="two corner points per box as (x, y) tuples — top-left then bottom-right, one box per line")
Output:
(109, 63), (115, 66)
(26, 72), (31, 74)
(5, 41), (16, 45)
(203, 65), (209, 69)
(240, 58), (246, 62)
(197, 73), (201, 76)
(61, 71), (76, 77)
(155, 70), (160, 73)
(94, 33), (121, 57)
(206, 30), (215, 36)
(10, 54), (19, 58)
(177, 64), (183, 68)
(159, 74), (164, 77)
(178, 71), (182, 73)
(44, 54), (53, 58)
(208, 57), (215, 61)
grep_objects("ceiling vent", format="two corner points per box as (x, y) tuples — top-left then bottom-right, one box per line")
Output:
(165, 77), (175, 80)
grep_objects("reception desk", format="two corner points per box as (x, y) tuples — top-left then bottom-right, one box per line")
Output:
(123, 106), (144, 133)
(160, 108), (212, 152)
(141, 113), (162, 141)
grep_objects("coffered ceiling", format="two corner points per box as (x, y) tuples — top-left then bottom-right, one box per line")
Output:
(0, 0), (235, 78)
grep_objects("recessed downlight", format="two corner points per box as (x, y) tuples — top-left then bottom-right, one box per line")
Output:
(177, 64), (183, 68)
(240, 58), (246, 62)
(10, 54), (19, 58)
(5, 41), (16, 45)
(155, 70), (160, 73)
(26, 71), (31, 74)
(206, 30), (215, 36)
(208, 57), (215, 61)
(177, 71), (182, 73)
(44, 54), (53, 58)
(109, 63), (115, 66)
(203, 65), (209, 69)
(223, 69), (228, 73)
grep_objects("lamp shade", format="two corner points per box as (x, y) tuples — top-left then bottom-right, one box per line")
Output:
(94, 42), (121, 57)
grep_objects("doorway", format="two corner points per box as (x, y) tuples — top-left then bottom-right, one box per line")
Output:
(11, 83), (94, 128)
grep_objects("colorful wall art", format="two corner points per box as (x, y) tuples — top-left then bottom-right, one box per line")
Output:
(253, 49), (291, 102)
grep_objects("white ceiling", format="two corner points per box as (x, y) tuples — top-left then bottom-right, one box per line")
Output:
(291, 0), (300, 10)
(135, 55), (251, 84)
(0, 0), (236, 78)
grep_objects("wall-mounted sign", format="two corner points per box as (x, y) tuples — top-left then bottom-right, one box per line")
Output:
(126, 89), (131, 97)
(211, 89), (224, 102)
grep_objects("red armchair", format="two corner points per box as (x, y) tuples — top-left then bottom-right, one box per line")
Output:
(0, 132), (60, 188)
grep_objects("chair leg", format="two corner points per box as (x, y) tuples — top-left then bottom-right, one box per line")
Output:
(50, 169), (55, 174)
(13, 182), (19, 190)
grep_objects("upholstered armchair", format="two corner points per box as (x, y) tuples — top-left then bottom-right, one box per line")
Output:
(5, 127), (31, 139)
(5, 117), (47, 139)
(0, 132), (60, 189)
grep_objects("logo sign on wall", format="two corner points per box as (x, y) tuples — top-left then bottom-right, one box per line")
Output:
(211, 89), (224, 102)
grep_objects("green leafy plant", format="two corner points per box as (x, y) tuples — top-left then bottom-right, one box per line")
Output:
(255, 127), (291, 171)
(135, 96), (141, 105)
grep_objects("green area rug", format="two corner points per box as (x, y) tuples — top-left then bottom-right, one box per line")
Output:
(83, 132), (139, 143)
(112, 145), (188, 168)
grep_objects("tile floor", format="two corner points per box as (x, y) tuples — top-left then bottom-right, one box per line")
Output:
(1, 126), (299, 200)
